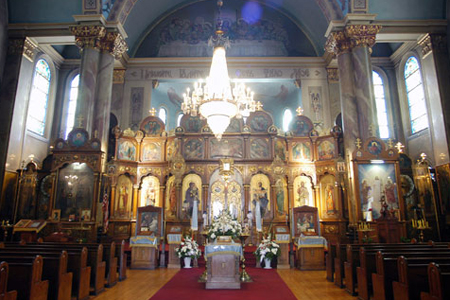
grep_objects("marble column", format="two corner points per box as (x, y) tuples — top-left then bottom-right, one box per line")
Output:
(418, 34), (450, 166)
(95, 32), (127, 170)
(325, 24), (381, 223)
(70, 25), (106, 133)
(0, 38), (27, 194)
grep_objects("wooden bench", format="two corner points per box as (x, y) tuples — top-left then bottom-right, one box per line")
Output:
(357, 247), (450, 300)
(12, 243), (105, 295)
(326, 243), (336, 282)
(0, 251), (72, 300)
(0, 262), (17, 300)
(334, 243), (347, 288)
(421, 263), (450, 300)
(4, 256), (48, 300)
(117, 240), (127, 281)
(343, 243), (449, 295)
(0, 245), (90, 300)
(372, 253), (450, 300)
(392, 256), (450, 300)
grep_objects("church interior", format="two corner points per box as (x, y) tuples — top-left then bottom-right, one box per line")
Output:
(1, 0), (450, 299)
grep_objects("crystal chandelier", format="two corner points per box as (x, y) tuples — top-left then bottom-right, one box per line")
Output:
(182, 0), (260, 140)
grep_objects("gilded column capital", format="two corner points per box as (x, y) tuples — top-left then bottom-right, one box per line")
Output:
(69, 25), (106, 50)
(98, 32), (128, 59)
(23, 38), (37, 62)
(325, 31), (353, 56)
(418, 33), (447, 58)
(345, 25), (381, 48)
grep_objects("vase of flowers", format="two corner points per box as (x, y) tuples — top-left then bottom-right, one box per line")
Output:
(254, 237), (280, 269)
(207, 210), (242, 242)
(175, 236), (201, 268)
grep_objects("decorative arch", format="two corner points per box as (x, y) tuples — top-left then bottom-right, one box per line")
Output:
(293, 175), (314, 207)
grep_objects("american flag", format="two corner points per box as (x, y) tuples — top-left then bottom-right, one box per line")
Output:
(102, 190), (109, 233)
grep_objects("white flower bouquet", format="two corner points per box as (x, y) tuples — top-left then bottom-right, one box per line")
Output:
(254, 237), (280, 262)
(175, 236), (201, 259)
(207, 210), (242, 241)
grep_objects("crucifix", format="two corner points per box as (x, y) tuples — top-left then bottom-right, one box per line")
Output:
(355, 138), (362, 149)
(395, 142), (404, 153)
(149, 108), (156, 116)
(296, 106), (304, 116)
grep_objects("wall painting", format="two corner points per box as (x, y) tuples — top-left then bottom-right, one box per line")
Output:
(140, 176), (160, 207)
(294, 175), (314, 207)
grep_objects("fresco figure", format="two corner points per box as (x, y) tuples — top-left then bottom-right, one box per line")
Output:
(183, 182), (199, 219)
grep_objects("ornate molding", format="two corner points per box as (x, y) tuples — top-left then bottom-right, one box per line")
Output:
(345, 25), (382, 48)
(23, 38), (37, 62)
(418, 34), (447, 58)
(113, 69), (126, 84)
(325, 31), (353, 56)
(98, 32), (128, 59)
(70, 25), (106, 50)
(326, 68), (339, 83)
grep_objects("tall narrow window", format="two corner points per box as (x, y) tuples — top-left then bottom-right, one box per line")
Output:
(372, 71), (389, 139)
(65, 74), (79, 138)
(282, 108), (293, 132)
(158, 107), (167, 125)
(177, 113), (183, 127)
(404, 56), (428, 134)
(27, 59), (51, 135)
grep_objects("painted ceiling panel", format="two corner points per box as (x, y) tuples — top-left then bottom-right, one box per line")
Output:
(134, 0), (317, 57)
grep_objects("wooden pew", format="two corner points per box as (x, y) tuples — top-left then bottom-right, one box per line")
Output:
(0, 251), (72, 300)
(344, 243), (449, 295)
(421, 263), (450, 300)
(334, 243), (347, 288)
(0, 245), (90, 300)
(5, 255), (48, 300)
(37, 241), (119, 287)
(326, 243), (336, 282)
(357, 247), (450, 300)
(0, 262), (17, 300)
(372, 253), (450, 300)
(11, 243), (105, 295)
(392, 256), (450, 300)
(116, 240), (127, 281)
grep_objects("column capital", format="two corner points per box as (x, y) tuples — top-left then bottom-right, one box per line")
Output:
(326, 68), (339, 83)
(70, 25), (106, 50)
(98, 32), (128, 59)
(418, 33), (447, 58)
(345, 24), (382, 48)
(325, 31), (353, 56)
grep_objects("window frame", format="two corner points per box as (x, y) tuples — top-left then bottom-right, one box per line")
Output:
(403, 55), (429, 135)
(158, 105), (168, 125)
(372, 68), (391, 139)
(282, 108), (293, 133)
(26, 55), (56, 139)
(63, 72), (80, 139)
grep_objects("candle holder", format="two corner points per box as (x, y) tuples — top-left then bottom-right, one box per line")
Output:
(239, 233), (252, 282)
(357, 221), (375, 243)
(411, 219), (431, 243)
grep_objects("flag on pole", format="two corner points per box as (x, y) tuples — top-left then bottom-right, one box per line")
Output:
(102, 190), (109, 233)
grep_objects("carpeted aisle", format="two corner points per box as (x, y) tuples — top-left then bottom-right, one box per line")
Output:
(149, 267), (297, 300)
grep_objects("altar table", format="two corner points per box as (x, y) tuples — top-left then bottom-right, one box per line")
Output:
(295, 235), (327, 270)
(204, 243), (243, 289)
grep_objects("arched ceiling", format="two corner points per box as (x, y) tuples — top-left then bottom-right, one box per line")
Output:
(7, 0), (447, 58)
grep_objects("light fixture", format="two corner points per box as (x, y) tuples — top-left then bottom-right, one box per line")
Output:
(182, 0), (261, 140)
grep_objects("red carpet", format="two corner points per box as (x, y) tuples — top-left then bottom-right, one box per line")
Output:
(150, 267), (297, 300)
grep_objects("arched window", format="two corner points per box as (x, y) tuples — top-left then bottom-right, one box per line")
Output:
(177, 113), (183, 127)
(404, 56), (428, 134)
(282, 108), (293, 132)
(158, 107), (167, 125)
(372, 71), (389, 139)
(64, 74), (79, 138)
(27, 59), (51, 135)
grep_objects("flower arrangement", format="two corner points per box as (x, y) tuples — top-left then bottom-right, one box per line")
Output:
(207, 210), (242, 241)
(254, 237), (280, 262)
(175, 236), (201, 259)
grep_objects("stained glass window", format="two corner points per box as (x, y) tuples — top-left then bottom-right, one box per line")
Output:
(158, 107), (167, 124)
(27, 59), (51, 135)
(372, 71), (389, 139)
(404, 57), (428, 134)
(64, 74), (79, 138)
(282, 108), (293, 132)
